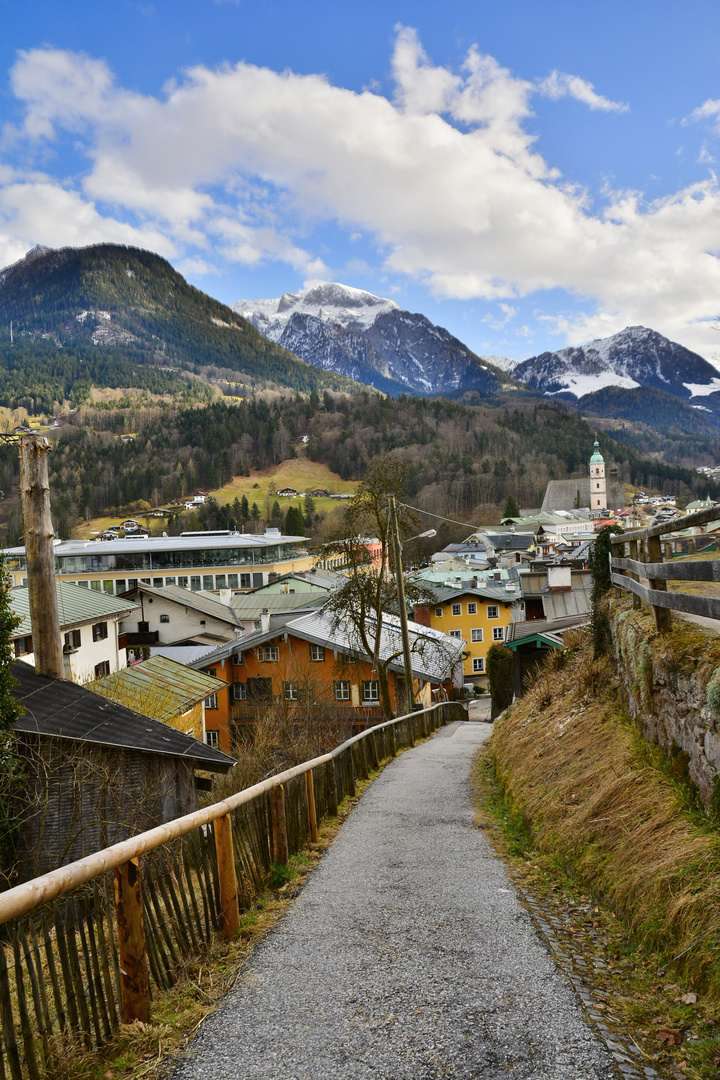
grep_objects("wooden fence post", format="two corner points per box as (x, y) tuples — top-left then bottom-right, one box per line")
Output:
(326, 760), (338, 816)
(213, 814), (240, 938)
(347, 746), (356, 797)
(305, 770), (318, 844)
(647, 533), (672, 632)
(114, 859), (150, 1024)
(270, 784), (289, 865)
(388, 723), (397, 757)
(628, 538), (642, 609)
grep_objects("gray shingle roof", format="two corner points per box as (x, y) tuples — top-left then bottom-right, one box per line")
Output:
(12, 663), (234, 771)
(431, 582), (522, 604)
(191, 605), (465, 683)
(123, 583), (241, 625)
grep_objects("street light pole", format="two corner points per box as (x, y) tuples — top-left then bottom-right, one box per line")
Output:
(388, 494), (416, 717)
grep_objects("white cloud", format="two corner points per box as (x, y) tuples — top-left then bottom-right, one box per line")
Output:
(687, 98), (720, 130)
(3, 32), (720, 360)
(0, 175), (176, 270)
(537, 71), (629, 113)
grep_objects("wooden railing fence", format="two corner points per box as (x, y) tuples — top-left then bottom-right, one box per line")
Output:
(610, 503), (720, 632)
(0, 701), (464, 1079)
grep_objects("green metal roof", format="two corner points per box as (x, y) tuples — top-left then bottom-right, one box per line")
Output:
(589, 438), (604, 465)
(230, 592), (326, 618)
(10, 581), (139, 638)
(90, 654), (227, 721)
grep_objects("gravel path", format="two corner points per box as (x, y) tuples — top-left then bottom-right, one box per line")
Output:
(172, 721), (617, 1080)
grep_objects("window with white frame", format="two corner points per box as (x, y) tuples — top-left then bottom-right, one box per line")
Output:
(233, 651), (244, 666)
(470, 628), (483, 642)
(493, 626), (505, 641)
(231, 682), (247, 702)
(451, 603), (461, 616)
(204, 693), (218, 710)
(205, 730), (219, 748)
(467, 602), (477, 615)
(449, 629), (462, 638)
(435, 607), (443, 617)
(486, 605), (499, 619)
(160, 614), (170, 623)
(472, 658), (485, 673)
(283, 681), (299, 701)
(334, 680), (351, 700)
(257, 645), (279, 662)
(309, 644), (326, 662)
(362, 680), (379, 702)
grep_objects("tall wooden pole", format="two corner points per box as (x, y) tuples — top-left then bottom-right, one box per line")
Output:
(18, 434), (64, 679)
(388, 494), (415, 716)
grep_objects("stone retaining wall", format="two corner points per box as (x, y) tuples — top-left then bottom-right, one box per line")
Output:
(611, 606), (720, 809)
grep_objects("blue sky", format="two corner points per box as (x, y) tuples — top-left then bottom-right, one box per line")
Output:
(2, 1), (720, 363)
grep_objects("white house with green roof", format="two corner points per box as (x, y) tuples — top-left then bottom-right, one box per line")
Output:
(11, 582), (139, 683)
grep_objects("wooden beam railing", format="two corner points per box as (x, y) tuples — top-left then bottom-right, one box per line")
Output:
(0, 701), (465, 1079)
(610, 503), (720, 632)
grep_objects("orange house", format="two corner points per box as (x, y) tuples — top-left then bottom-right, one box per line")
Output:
(188, 606), (464, 755)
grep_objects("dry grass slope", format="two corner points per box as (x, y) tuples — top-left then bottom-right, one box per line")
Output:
(491, 630), (720, 1001)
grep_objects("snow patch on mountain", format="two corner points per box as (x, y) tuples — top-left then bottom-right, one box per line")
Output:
(683, 379), (720, 397)
(479, 354), (519, 373)
(547, 372), (640, 397)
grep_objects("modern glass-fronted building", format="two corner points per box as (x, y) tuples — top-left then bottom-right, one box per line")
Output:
(5, 529), (313, 595)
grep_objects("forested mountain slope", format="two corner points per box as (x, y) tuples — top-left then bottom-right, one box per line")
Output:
(0, 394), (715, 546)
(0, 244), (361, 407)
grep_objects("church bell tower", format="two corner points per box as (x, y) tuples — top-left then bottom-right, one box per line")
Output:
(589, 438), (606, 513)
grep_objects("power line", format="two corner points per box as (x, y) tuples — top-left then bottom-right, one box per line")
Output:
(398, 502), (483, 533)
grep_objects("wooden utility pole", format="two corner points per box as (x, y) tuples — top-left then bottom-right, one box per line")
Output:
(388, 494), (415, 716)
(18, 434), (64, 679)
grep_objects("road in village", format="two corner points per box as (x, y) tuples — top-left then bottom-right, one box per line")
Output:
(171, 717), (627, 1080)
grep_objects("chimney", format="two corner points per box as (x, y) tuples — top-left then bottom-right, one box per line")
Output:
(19, 435), (64, 679)
(260, 608), (270, 634)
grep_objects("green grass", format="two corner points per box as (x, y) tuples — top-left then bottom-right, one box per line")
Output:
(472, 745), (720, 1080)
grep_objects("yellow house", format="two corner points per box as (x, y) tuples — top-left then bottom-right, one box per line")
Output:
(418, 585), (517, 681)
(88, 655), (228, 744)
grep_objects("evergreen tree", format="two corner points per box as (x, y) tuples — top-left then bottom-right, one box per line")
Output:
(0, 554), (22, 885)
(284, 505), (306, 535)
(589, 524), (623, 656)
(487, 644), (514, 717)
(501, 493), (520, 519)
(240, 494), (250, 521)
(303, 492), (316, 517)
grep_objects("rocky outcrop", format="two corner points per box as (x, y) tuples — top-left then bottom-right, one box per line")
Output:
(611, 604), (720, 809)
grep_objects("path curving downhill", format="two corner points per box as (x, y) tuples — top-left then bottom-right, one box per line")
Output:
(172, 722), (618, 1080)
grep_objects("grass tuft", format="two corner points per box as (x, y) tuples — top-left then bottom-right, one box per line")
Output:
(490, 629), (720, 1000)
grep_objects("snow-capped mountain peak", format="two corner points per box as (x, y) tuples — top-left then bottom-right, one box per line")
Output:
(233, 282), (515, 396)
(513, 325), (720, 401)
(234, 282), (400, 338)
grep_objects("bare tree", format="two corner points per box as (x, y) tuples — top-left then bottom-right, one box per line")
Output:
(319, 459), (448, 719)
